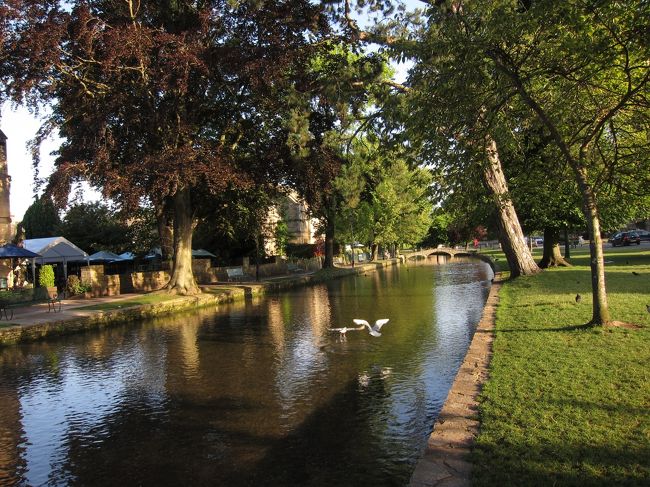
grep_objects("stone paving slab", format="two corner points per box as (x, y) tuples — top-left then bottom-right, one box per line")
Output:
(409, 276), (502, 487)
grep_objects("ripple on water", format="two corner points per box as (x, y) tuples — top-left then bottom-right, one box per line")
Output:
(0, 261), (492, 487)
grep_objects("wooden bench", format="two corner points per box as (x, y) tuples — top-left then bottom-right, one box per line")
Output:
(287, 263), (303, 273)
(226, 267), (247, 282)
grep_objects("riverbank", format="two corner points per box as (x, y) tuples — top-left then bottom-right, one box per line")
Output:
(0, 259), (398, 347)
(409, 272), (503, 487)
(473, 246), (650, 485)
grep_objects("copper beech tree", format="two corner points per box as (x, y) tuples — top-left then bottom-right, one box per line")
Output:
(0, 0), (326, 294)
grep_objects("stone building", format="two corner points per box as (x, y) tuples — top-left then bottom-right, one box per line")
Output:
(282, 190), (319, 245)
(0, 129), (12, 243)
(264, 189), (320, 255)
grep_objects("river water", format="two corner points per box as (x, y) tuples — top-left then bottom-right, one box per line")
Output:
(0, 260), (492, 487)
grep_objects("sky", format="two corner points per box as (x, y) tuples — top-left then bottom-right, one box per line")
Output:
(0, 103), (101, 222)
(0, 0), (421, 223)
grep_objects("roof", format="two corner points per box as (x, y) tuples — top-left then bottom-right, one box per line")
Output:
(0, 243), (40, 259)
(24, 237), (89, 264)
(88, 250), (123, 262)
(192, 249), (217, 258)
(0, 129), (6, 142)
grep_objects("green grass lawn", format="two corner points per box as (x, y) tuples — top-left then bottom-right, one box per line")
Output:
(77, 292), (182, 311)
(472, 245), (650, 486)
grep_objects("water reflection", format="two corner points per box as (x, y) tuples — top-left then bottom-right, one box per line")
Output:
(0, 260), (492, 486)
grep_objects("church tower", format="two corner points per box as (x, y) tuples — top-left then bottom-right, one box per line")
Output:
(0, 130), (12, 243)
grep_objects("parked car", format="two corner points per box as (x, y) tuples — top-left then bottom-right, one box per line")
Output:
(634, 229), (650, 242)
(610, 231), (641, 246)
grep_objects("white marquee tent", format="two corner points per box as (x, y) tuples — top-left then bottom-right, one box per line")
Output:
(24, 237), (89, 280)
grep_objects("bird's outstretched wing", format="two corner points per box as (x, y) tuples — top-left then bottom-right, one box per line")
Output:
(353, 319), (371, 330)
(374, 319), (389, 330)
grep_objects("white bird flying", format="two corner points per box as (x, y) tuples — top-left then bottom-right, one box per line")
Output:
(353, 319), (390, 337)
(329, 325), (364, 341)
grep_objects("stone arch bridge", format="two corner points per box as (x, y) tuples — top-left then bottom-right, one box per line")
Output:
(401, 247), (495, 271)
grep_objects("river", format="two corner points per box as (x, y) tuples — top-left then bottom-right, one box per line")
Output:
(0, 259), (492, 486)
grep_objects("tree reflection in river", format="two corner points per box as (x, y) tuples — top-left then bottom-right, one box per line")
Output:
(0, 260), (493, 486)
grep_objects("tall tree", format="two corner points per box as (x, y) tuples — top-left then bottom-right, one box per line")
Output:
(453, 0), (650, 324)
(1, 0), (325, 294)
(286, 43), (395, 267)
(57, 201), (131, 254)
(329, 0), (541, 277)
(334, 140), (433, 259)
(20, 196), (61, 239)
(401, 4), (539, 277)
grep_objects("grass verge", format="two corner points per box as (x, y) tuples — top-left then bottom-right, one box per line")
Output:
(77, 293), (182, 311)
(472, 246), (650, 486)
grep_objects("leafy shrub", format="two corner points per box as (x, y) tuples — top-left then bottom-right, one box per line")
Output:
(66, 275), (92, 295)
(39, 265), (55, 288)
(285, 243), (317, 259)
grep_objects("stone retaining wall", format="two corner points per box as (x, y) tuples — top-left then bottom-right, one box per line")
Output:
(0, 259), (401, 347)
(409, 275), (501, 487)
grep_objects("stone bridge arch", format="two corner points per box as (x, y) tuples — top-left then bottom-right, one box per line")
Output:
(401, 248), (495, 272)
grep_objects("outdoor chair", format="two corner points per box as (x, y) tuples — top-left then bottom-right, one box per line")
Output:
(47, 291), (62, 313)
(0, 300), (14, 320)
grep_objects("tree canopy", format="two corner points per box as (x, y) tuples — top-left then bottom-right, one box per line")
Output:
(1, 0), (327, 293)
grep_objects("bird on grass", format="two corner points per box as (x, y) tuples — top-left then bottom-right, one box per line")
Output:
(329, 325), (364, 341)
(353, 318), (390, 337)
(646, 304), (650, 314)
(632, 271), (640, 276)
(575, 293), (582, 303)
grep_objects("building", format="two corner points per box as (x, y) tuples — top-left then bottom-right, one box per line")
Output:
(0, 130), (12, 243)
(264, 189), (320, 255)
(282, 190), (319, 245)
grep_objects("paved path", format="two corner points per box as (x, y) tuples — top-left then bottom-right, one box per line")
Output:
(0, 293), (146, 327)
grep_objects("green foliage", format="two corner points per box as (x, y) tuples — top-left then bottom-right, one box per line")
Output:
(333, 138), (433, 250)
(38, 265), (55, 288)
(65, 275), (91, 296)
(57, 202), (132, 255)
(21, 197), (61, 239)
(370, 159), (433, 247)
(273, 216), (290, 257)
(285, 243), (318, 259)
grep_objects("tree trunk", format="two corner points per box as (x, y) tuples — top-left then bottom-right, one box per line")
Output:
(166, 188), (200, 295)
(323, 198), (336, 269)
(483, 135), (540, 277)
(564, 228), (571, 259)
(255, 231), (260, 282)
(539, 227), (571, 268)
(156, 200), (174, 262)
(489, 54), (612, 324)
(575, 164), (610, 324)
(370, 243), (378, 261)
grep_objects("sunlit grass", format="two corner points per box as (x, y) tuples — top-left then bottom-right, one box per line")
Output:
(77, 293), (181, 311)
(472, 247), (650, 486)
